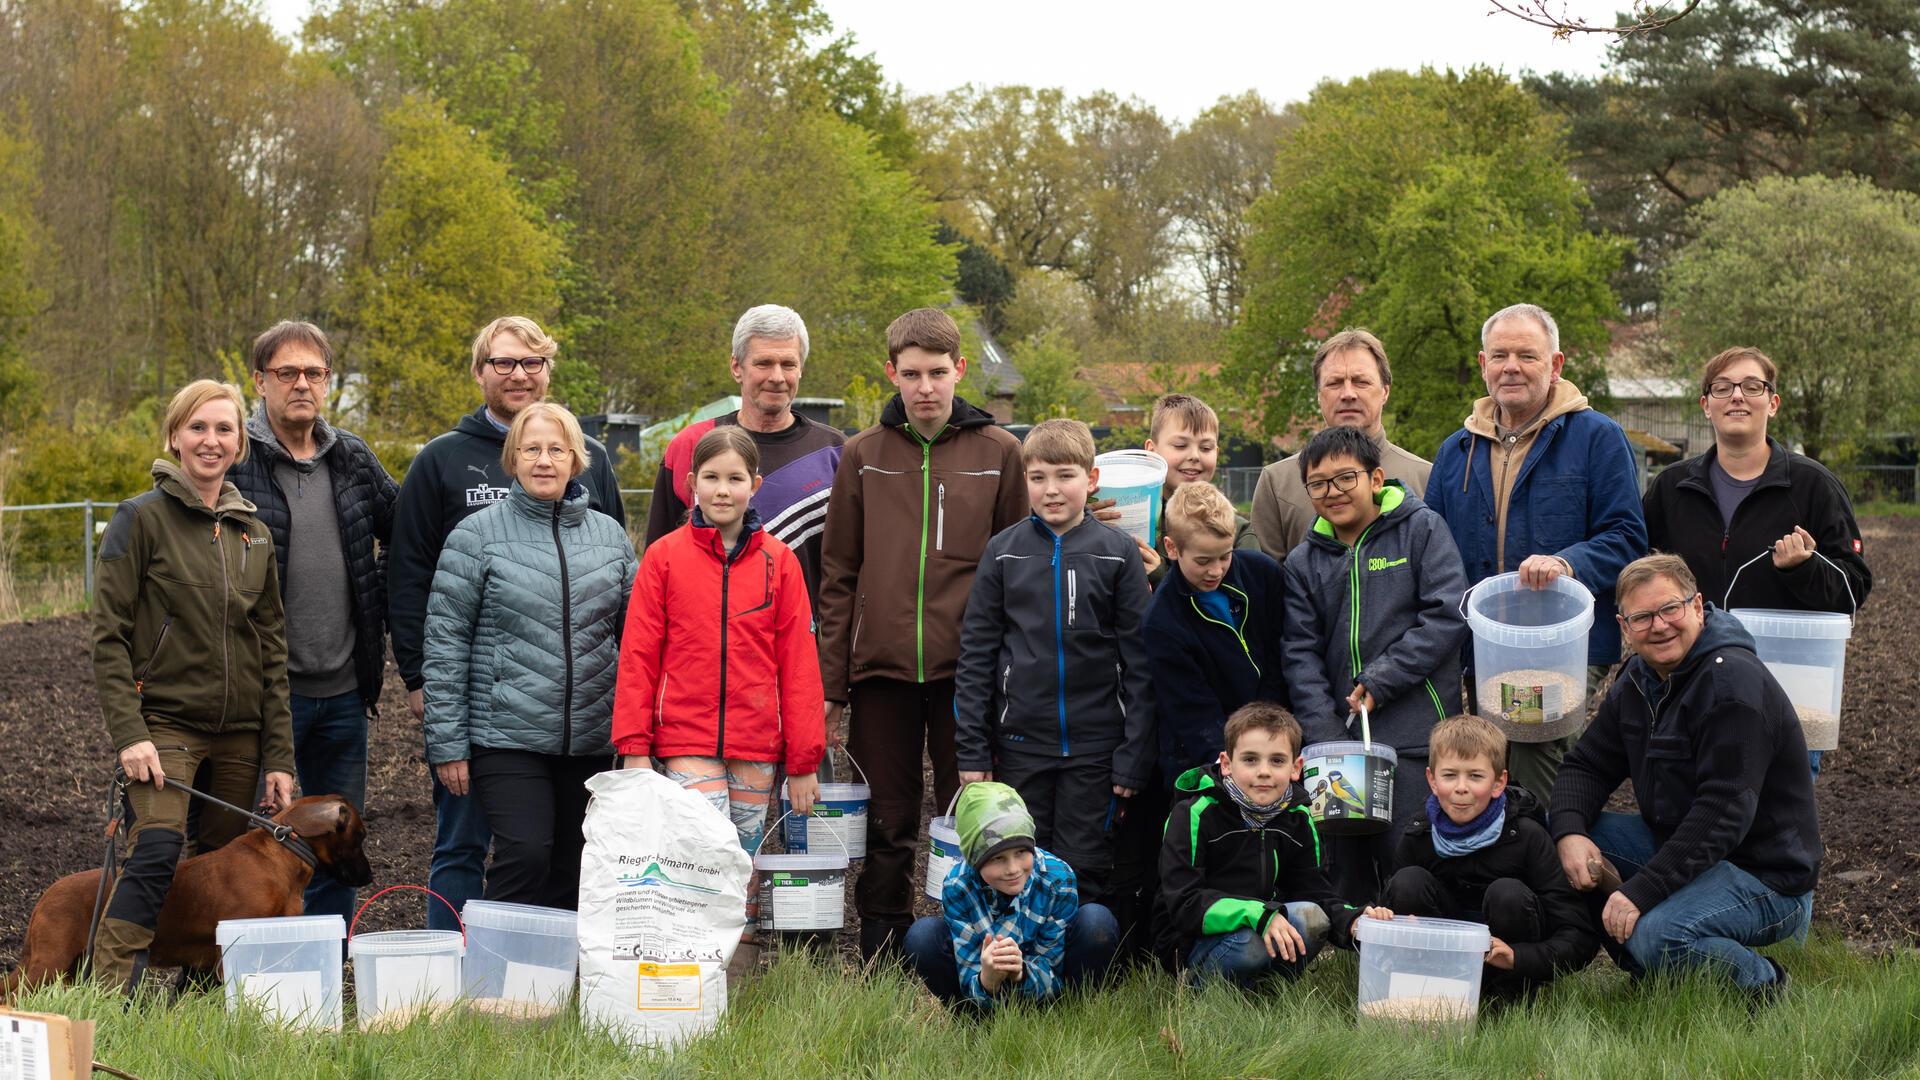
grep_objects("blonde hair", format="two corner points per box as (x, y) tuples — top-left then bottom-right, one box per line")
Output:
(502, 402), (589, 479)
(1148, 393), (1219, 441)
(1022, 418), (1096, 472)
(1615, 552), (1697, 606)
(1163, 480), (1235, 545)
(1428, 715), (1507, 775)
(471, 315), (558, 372)
(163, 380), (250, 465)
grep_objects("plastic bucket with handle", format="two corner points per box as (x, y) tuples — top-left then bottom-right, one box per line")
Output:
(780, 749), (870, 859)
(924, 792), (964, 902)
(753, 811), (849, 931)
(348, 885), (465, 1031)
(1092, 450), (1169, 547)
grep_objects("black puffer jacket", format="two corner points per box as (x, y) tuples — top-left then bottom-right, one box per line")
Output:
(1392, 785), (1598, 981)
(226, 409), (399, 709)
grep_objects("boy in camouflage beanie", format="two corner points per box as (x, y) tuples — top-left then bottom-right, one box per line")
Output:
(903, 782), (1119, 1007)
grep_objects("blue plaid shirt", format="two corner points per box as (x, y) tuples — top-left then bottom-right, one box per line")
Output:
(940, 847), (1079, 1006)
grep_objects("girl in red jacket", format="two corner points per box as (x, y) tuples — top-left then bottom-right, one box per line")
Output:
(613, 426), (826, 954)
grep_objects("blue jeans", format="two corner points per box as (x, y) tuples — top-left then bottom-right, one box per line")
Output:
(904, 904), (1119, 1005)
(1588, 812), (1809, 990)
(1185, 901), (1328, 989)
(428, 750), (492, 932)
(290, 690), (369, 921)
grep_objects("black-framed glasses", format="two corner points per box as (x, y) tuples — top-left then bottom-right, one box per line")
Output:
(486, 356), (549, 375)
(1707, 378), (1772, 399)
(1305, 469), (1365, 499)
(266, 365), (330, 385)
(1623, 592), (1699, 633)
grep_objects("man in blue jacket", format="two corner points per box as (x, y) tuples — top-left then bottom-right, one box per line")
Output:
(1424, 304), (1646, 803)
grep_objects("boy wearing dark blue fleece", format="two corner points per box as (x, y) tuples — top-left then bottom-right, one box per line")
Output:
(1281, 426), (1470, 899)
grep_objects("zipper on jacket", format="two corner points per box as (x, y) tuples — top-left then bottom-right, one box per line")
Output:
(716, 530), (737, 758)
(912, 428), (941, 682)
(1187, 585), (1260, 677)
(135, 614), (174, 696)
(937, 482), (946, 551)
(1000, 664), (1011, 727)
(1347, 521), (1378, 682)
(1052, 532), (1068, 756)
(215, 519), (230, 730)
(1068, 568), (1077, 627)
(552, 504), (575, 755)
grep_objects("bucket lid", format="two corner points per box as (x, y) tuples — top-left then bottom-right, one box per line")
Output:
(1730, 608), (1854, 641)
(348, 930), (465, 958)
(215, 914), (344, 946)
(1465, 572), (1595, 647)
(1301, 740), (1399, 763)
(754, 852), (849, 871)
(1092, 449), (1169, 488)
(1354, 915), (1490, 952)
(461, 900), (576, 936)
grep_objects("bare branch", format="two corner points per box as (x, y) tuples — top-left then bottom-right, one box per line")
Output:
(1487, 0), (1701, 39)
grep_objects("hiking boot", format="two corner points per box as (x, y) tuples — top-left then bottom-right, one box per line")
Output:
(858, 921), (906, 968)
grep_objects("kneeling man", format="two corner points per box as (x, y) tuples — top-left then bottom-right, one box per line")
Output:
(1551, 554), (1819, 998)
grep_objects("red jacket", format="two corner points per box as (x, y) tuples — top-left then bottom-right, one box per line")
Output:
(612, 509), (826, 773)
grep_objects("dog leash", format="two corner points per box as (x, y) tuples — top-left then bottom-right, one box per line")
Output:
(151, 773), (322, 870)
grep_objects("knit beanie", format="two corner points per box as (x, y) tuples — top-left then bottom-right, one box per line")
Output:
(955, 782), (1036, 868)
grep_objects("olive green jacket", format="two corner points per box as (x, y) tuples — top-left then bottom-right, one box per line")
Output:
(92, 460), (295, 775)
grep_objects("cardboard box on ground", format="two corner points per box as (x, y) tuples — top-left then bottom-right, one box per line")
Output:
(1, 1008), (95, 1080)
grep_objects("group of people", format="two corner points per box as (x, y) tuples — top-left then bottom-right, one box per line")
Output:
(83, 298), (1870, 1009)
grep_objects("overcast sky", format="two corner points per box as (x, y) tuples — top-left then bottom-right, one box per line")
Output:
(262, 0), (1618, 119)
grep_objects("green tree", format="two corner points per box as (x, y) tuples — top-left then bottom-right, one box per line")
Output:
(1011, 328), (1103, 422)
(1663, 174), (1920, 464)
(1168, 92), (1297, 323)
(0, 117), (47, 432)
(1231, 68), (1625, 454)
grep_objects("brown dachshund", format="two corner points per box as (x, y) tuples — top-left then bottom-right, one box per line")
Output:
(1, 794), (374, 999)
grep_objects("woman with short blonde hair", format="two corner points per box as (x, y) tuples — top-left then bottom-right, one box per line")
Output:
(500, 401), (590, 478)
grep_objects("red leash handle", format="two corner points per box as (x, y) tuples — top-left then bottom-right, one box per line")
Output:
(349, 884), (466, 944)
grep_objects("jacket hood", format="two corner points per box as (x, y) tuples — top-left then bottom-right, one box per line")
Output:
(246, 403), (337, 469)
(877, 393), (999, 435)
(507, 478), (589, 524)
(1306, 481), (1416, 549)
(151, 458), (256, 517)
(1464, 379), (1589, 439)
(1173, 762), (1223, 794)
(689, 506), (766, 563)
(1626, 602), (1757, 695)
(457, 406), (509, 445)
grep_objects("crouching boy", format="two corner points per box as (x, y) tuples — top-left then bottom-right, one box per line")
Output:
(1364, 715), (1598, 1000)
(905, 782), (1119, 1007)
(1156, 703), (1360, 987)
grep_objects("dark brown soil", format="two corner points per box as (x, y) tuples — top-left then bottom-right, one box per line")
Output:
(6, 518), (1918, 972)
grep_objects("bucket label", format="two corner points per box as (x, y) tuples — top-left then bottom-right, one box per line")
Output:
(372, 953), (460, 1012)
(763, 869), (847, 930)
(1302, 753), (1393, 826)
(1499, 680), (1562, 725)
(783, 801), (869, 859)
(635, 962), (702, 1011)
(239, 970), (324, 1026)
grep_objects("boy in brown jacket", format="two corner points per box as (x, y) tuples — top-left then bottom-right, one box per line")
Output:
(817, 308), (1028, 961)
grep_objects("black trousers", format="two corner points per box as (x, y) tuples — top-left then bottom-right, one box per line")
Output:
(846, 677), (960, 932)
(994, 748), (1118, 903)
(1324, 752), (1429, 905)
(469, 748), (608, 911)
(1106, 773), (1171, 962)
(1381, 864), (1547, 998)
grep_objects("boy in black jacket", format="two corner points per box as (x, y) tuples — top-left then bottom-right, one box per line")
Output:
(955, 419), (1154, 901)
(1156, 703), (1360, 987)
(1363, 715), (1597, 1001)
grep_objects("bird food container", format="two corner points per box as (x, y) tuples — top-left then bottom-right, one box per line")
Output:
(1354, 914), (1490, 1028)
(924, 794), (963, 902)
(1301, 740), (1397, 836)
(754, 811), (848, 931)
(461, 900), (577, 1019)
(215, 914), (345, 1030)
(1466, 572), (1594, 743)
(780, 750), (870, 859)
(350, 930), (464, 1030)
(1092, 450), (1169, 548)
(1729, 608), (1851, 751)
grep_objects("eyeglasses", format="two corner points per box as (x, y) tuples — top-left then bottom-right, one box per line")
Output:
(487, 356), (549, 375)
(1305, 469), (1365, 499)
(517, 445), (573, 462)
(1707, 378), (1772, 399)
(1622, 593), (1699, 633)
(266, 365), (330, 385)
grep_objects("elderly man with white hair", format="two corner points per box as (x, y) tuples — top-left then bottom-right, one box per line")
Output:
(1423, 303), (1647, 803)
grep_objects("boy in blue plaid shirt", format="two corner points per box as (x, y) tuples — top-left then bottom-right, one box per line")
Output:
(903, 782), (1119, 1006)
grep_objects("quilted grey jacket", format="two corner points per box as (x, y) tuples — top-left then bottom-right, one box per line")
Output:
(424, 481), (636, 763)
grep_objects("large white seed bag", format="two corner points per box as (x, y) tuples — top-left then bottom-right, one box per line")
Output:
(577, 769), (754, 1048)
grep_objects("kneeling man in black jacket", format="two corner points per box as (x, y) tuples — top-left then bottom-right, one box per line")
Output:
(1551, 553), (1820, 999)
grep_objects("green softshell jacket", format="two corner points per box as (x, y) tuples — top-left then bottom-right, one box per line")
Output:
(92, 459), (296, 775)
(1154, 763), (1361, 960)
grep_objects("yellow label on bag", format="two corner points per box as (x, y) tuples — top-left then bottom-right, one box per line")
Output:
(635, 962), (702, 1011)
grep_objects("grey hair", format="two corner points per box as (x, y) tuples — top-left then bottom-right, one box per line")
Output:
(731, 304), (809, 363)
(1481, 303), (1560, 355)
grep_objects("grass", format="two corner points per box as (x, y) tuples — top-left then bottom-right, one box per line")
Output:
(12, 935), (1920, 1079)
(1859, 501), (1920, 519)
(0, 562), (88, 622)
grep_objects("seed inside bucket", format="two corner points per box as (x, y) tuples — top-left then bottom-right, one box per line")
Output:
(1796, 706), (1840, 747)
(1478, 670), (1584, 725)
(1359, 995), (1474, 1023)
(465, 998), (562, 1021)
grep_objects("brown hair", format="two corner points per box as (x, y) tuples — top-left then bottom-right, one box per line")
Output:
(471, 315), (558, 372)
(1022, 418), (1095, 472)
(1312, 328), (1392, 388)
(1615, 552), (1698, 605)
(691, 425), (760, 477)
(501, 401), (589, 478)
(885, 307), (962, 365)
(1428, 715), (1507, 775)
(1148, 393), (1219, 441)
(1699, 346), (1777, 398)
(250, 320), (333, 374)
(163, 380), (250, 465)
(1163, 480), (1235, 545)
(1223, 702), (1303, 759)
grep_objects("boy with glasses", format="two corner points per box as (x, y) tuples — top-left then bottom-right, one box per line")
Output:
(1280, 426), (1469, 901)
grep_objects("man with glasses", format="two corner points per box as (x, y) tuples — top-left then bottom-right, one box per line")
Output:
(224, 320), (398, 921)
(1424, 303), (1647, 802)
(387, 315), (626, 931)
(1550, 554), (1818, 1001)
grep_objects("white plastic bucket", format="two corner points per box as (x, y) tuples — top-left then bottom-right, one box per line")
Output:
(1465, 572), (1595, 743)
(780, 750), (870, 859)
(1301, 739), (1397, 836)
(1730, 608), (1852, 751)
(924, 792), (963, 902)
(754, 810), (848, 931)
(1354, 914), (1490, 1027)
(461, 900), (577, 1018)
(215, 914), (344, 1030)
(1093, 450), (1169, 547)
(348, 885), (465, 1030)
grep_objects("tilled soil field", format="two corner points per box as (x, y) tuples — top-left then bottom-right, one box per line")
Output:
(5, 518), (1918, 975)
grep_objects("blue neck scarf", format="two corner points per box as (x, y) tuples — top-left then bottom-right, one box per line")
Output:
(1427, 793), (1505, 858)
